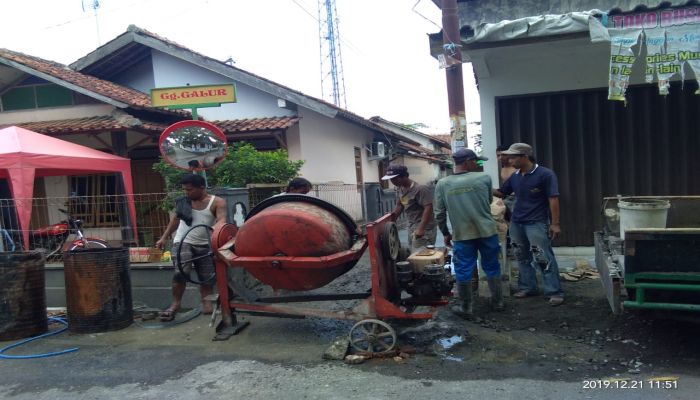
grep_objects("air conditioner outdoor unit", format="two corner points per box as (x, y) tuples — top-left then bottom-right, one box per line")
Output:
(370, 141), (386, 158)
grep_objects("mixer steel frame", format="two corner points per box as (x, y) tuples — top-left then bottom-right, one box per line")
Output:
(212, 214), (448, 340)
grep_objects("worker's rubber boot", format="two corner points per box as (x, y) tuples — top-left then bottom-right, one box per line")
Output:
(451, 282), (473, 319)
(487, 277), (505, 311)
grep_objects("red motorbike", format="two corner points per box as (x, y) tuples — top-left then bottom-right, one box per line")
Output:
(30, 208), (108, 259)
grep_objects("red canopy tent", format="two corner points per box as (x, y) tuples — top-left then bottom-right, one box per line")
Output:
(0, 126), (137, 249)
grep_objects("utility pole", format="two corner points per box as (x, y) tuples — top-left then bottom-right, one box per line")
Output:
(441, 0), (467, 151)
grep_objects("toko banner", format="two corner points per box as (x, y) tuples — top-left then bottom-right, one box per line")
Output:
(591, 6), (700, 101)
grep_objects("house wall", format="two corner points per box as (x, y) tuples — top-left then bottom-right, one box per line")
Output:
(43, 176), (69, 224)
(0, 104), (114, 124)
(470, 36), (650, 183)
(296, 108), (380, 184)
(286, 122), (302, 162)
(150, 51), (295, 120)
(397, 155), (438, 186)
(469, 35), (697, 246)
(111, 56), (155, 93)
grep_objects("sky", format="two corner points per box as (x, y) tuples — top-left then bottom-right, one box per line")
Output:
(1, 0), (481, 136)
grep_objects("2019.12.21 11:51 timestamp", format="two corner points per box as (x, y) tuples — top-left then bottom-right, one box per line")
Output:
(582, 377), (678, 390)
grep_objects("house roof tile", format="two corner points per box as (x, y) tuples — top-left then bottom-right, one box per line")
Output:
(2, 116), (300, 136)
(0, 116), (165, 135)
(212, 117), (300, 132)
(0, 48), (185, 116)
(72, 26), (421, 146)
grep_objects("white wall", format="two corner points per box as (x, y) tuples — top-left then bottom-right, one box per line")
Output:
(0, 104), (114, 124)
(399, 155), (439, 186)
(151, 51), (295, 120)
(286, 122), (302, 161)
(111, 56), (155, 93)
(469, 37), (620, 184)
(43, 176), (69, 224)
(296, 108), (380, 184)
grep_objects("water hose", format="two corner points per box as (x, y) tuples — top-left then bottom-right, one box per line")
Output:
(0, 317), (78, 359)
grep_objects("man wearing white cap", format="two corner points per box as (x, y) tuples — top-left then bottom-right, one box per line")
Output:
(382, 164), (437, 252)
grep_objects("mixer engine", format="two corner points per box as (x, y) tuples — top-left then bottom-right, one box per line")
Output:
(395, 260), (454, 298)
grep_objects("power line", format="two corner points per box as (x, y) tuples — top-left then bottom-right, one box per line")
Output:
(42, 0), (159, 31)
(289, 0), (361, 55)
(290, 0), (318, 21)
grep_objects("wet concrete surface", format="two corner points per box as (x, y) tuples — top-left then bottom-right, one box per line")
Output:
(2, 245), (700, 399)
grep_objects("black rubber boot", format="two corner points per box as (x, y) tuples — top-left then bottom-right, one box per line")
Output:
(451, 282), (473, 319)
(487, 277), (505, 311)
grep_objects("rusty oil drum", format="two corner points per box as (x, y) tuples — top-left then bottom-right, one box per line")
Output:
(234, 195), (360, 291)
(63, 247), (133, 333)
(0, 251), (48, 341)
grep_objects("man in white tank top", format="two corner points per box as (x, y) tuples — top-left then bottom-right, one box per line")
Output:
(155, 174), (227, 321)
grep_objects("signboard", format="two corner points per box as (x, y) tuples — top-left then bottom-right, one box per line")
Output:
(597, 6), (700, 101)
(151, 84), (236, 108)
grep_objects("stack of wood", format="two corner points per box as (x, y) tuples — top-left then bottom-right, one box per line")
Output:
(560, 260), (600, 282)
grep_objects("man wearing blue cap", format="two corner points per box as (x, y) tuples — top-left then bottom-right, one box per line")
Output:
(434, 148), (503, 318)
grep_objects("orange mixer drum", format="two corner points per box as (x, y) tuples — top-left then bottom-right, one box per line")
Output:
(234, 195), (360, 291)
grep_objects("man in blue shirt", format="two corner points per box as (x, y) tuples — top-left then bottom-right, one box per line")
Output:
(494, 143), (564, 306)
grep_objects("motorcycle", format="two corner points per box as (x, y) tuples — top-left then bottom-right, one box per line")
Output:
(29, 208), (108, 259)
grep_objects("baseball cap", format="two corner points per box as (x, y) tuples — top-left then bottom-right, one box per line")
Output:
(381, 164), (408, 180)
(500, 143), (533, 156)
(452, 148), (489, 161)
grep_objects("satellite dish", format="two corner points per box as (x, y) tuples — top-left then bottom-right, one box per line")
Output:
(159, 120), (228, 171)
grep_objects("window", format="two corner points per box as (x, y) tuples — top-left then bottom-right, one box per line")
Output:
(69, 174), (121, 228)
(1, 87), (35, 110)
(0, 84), (95, 111)
(36, 85), (73, 107)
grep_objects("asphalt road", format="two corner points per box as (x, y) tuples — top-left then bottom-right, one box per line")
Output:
(2, 229), (698, 399)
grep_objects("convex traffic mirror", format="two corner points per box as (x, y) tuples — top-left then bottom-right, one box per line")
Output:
(159, 120), (227, 170)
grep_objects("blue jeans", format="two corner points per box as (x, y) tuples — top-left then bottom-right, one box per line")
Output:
(509, 221), (563, 296)
(452, 235), (501, 283)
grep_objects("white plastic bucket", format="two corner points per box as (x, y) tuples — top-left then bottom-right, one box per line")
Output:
(618, 198), (671, 239)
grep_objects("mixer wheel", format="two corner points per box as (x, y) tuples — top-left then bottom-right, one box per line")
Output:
(381, 222), (400, 261)
(349, 319), (397, 354)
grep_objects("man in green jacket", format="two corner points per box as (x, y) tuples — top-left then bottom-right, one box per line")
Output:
(434, 149), (504, 318)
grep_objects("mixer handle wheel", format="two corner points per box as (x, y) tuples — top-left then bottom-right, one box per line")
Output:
(381, 222), (400, 261)
(349, 319), (397, 354)
(176, 224), (216, 285)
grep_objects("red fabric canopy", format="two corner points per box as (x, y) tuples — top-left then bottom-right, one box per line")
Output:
(0, 126), (137, 249)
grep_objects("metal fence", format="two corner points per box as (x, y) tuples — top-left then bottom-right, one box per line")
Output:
(0, 184), (398, 259)
(0, 193), (170, 261)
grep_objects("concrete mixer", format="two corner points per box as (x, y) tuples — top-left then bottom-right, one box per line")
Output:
(195, 194), (453, 353)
